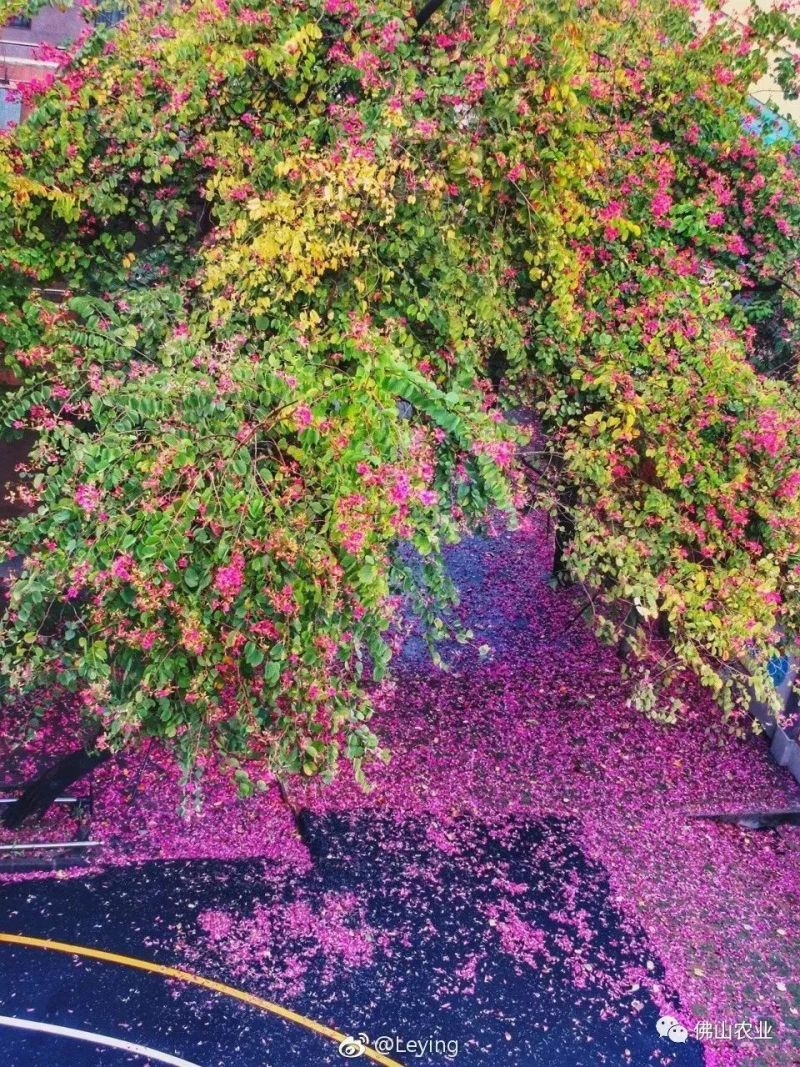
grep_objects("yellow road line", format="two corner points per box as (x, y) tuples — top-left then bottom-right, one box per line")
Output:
(0, 932), (402, 1067)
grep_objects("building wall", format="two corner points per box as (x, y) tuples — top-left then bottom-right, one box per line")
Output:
(1, 7), (85, 126)
(713, 0), (800, 123)
(2, 6), (85, 49)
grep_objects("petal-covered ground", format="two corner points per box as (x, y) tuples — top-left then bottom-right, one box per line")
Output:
(1, 813), (704, 1066)
(1, 511), (799, 1065)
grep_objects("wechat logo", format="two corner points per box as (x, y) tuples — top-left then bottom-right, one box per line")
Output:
(657, 1014), (689, 1043)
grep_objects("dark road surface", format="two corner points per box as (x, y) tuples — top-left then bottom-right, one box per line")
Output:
(0, 812), (703, 1067)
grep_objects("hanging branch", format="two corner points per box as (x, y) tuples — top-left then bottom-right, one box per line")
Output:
(415, 0), (448, 30)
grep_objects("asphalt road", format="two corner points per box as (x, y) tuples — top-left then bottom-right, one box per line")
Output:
(0, 812), (703, 1067)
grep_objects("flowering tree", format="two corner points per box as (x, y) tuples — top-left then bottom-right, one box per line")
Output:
(0, 0), (522, 787)
(459, 0), (800, 723)
(1, 0), (799, 794)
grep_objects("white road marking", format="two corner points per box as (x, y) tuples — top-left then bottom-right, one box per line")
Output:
(0, 1014), (201, 1066)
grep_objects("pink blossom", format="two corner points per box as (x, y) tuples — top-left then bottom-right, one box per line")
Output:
(417, 489), (439, 507)
(270, 583), (297, 616)
(214, 552), (245, 604)
(726, 234), (748, 257)
(75, 484), (102, 513)
(389, 475), (410, 505)
(110, 554), (135, 582)
(294, 405), (313, 429)
(650, 192), (673, 220)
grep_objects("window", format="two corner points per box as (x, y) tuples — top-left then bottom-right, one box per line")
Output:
(0, 87), (22, 130)
(97, 8), (125, 26)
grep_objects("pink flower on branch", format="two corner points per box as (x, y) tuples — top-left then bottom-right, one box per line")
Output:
(213, 552), (245, 608)
(75, 484), (102, 513)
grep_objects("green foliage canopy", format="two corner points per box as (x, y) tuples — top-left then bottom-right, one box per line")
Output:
(0, 0), (799, 778)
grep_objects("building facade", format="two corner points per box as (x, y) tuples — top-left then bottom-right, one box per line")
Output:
(1, 7), (85, 127)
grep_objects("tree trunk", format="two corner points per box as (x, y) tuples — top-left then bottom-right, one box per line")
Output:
(552, 485), (577, 580)
(1, 741), (111, 830)
(617, 604), (640, 661)
(276, 776), (318, 852)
